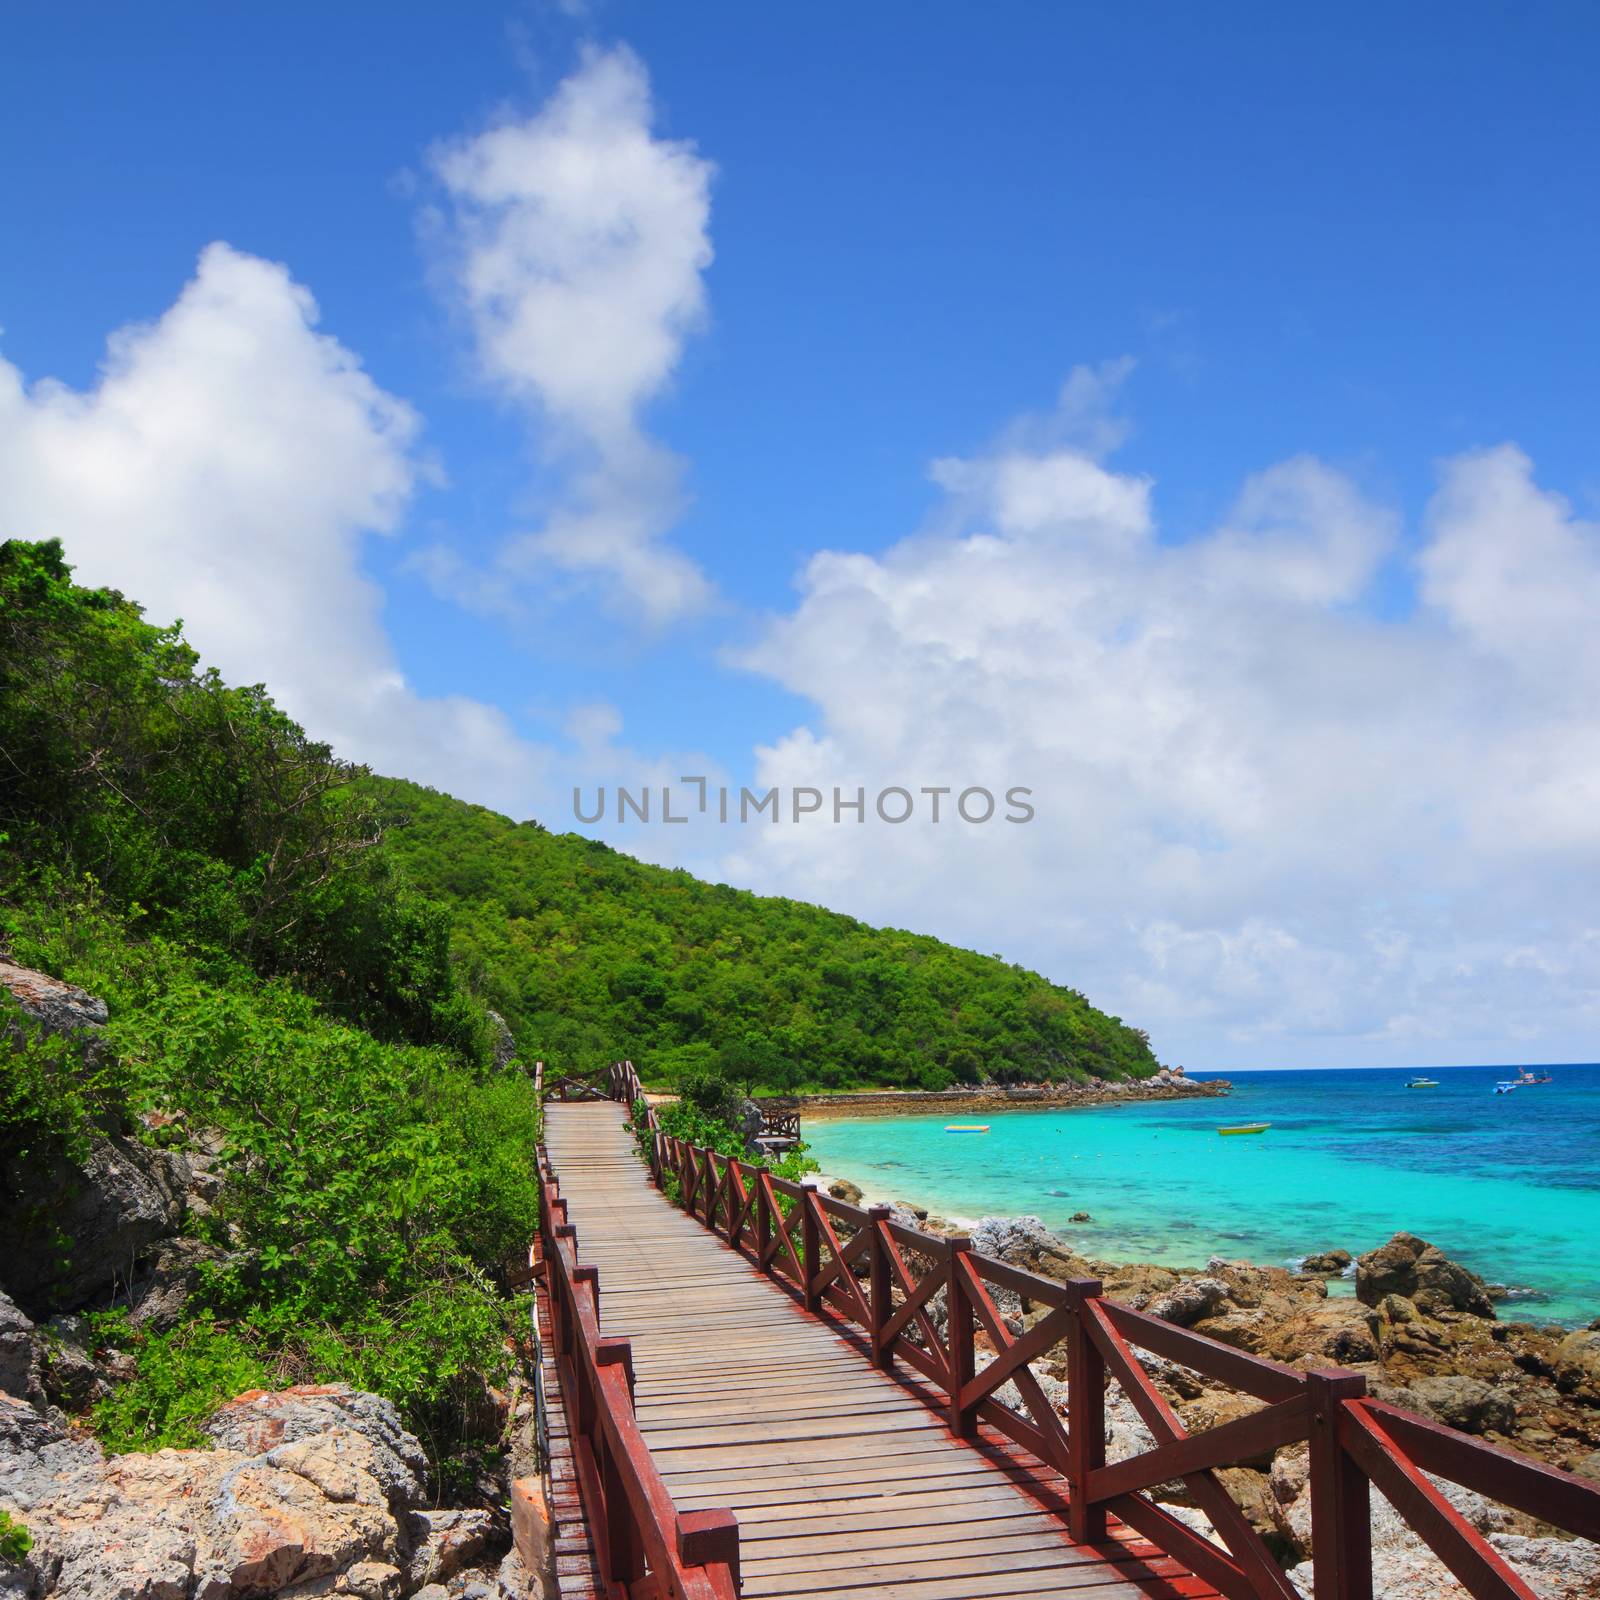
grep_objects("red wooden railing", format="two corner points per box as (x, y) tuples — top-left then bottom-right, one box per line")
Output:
(608, 1060), (1600, 1600)
(535, 1068), (740, 1600)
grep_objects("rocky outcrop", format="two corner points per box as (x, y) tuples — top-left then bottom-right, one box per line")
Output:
(1554, 1330), (1600, 1399)
(0, 964), (108, 1059)
(485, 1010), (517, 1073)
(1299, 1248), (1352, 1275)
(0, 962), (236, 1339)
(1356, 1232), (1497, 1319)
(0, 1132), (190, 1314)
(1147, 1276), (1230, 1328)
(1378, 1375), (1519, 1436)
(204, 1386), (432, 1509)
(0, 1385), (530, 1599)
(0, 1294), (44, 1410)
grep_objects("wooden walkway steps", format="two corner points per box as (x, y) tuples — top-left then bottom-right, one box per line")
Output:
(541, 1102), (1218, 1600)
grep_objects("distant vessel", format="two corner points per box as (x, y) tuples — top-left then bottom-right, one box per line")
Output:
(1218, 1122), (1271, 1136)
(1407, 1076), (1440, 1088)
(945, 1124), (989, 1133)
(1496, 1070), (1554, 1094)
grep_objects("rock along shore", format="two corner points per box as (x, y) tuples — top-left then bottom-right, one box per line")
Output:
(795, 1069), (1229, 1118)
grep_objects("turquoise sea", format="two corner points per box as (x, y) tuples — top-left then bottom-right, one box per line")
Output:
(803, 1065), (1600, 1327)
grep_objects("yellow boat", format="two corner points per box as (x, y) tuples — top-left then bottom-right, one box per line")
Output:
(1217, 1122), (1271, 1136)
(945, 1124), (989, 1133)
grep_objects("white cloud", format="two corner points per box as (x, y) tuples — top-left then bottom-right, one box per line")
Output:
(425, 43), (715, 623)
(723, 391), (1600, 1067)
(0, 243), (548, 813)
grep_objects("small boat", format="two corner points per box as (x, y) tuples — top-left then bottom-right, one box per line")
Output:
(1406, 1077), (1440, 1088)
(1494, 1080), (1519, 1095)
(1514, 1069), (1553, 1086)
(945, 1124), (989, 1133)
(1217, 1122), (1271, 1136)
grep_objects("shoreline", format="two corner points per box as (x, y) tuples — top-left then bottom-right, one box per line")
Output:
(791, 1074), (1230, 1119)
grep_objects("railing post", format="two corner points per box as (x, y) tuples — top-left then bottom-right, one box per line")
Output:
(679, 1507), (741, 1595)
(756, 1171), (772, 1264)
(1064, 1277), (1107, 1543)
(868, 1206), (893, 1369)
(1308, 1369), (1372, 1600)
(574, 1263), (600, 1333)
(595, 1338), (645, 1587)
(802, 1182), (822, 1313)
(946, 1234), (975, 1438)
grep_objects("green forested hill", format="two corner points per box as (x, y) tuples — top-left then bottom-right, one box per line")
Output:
(361, 777), (1159, 1090)
(0, 536), (1152, 1461)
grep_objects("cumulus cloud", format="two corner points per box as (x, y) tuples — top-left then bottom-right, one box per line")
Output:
(723, 385), (1600, 1067)
(425, 43), (715, 622)
(0, 243), (548, 812)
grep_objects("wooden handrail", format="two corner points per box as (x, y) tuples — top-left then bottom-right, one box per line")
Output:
(611, 1082), (1600, 1600)
(534, 1071), (739, 1599)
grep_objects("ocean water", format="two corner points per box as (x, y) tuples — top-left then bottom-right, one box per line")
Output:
(803, 1065), (1600, 1327)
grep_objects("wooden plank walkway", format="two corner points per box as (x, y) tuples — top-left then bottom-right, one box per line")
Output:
(542, 1102), (1220, 1600)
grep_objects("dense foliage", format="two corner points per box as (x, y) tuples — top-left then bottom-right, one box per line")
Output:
(364, 779), (1159, 1090)
(0, 542), (533, 1464)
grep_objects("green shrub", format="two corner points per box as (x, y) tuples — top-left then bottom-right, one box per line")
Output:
(92, 1317), (269, 1452)
(0, 1510), (31, 1565)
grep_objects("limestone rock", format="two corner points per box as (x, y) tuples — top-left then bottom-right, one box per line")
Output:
(969, 1216), (1095, 1283)
(205, 1385), (429, 1510)
(0, 1385), (477, 1599)
(403, 1510), (497, 1591)
(1355, 1233), (1496, 1319)
(824, 1177), (863, 1206)
(36, 1317), (108, 1412)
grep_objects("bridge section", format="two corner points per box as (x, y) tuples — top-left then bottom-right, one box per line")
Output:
(541, 1100), (1215, 1600)
(534, 1067), (1600, 1600)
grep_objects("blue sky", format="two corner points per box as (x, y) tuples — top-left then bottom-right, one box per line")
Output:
(3, 4), (1598, 1068)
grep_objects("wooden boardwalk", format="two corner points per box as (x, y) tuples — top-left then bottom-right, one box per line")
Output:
(542, 1102), (1218, 1600)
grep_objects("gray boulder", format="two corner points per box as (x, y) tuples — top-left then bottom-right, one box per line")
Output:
(125, 1237), (234, 1333)
(0, 963), (108, 1060)
(1381, 1375), (1518, 1436)
(0, 1293), (43, 1408)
